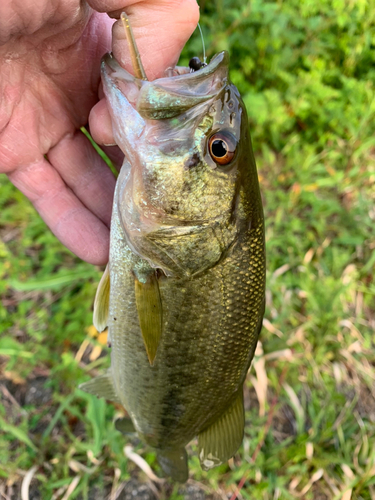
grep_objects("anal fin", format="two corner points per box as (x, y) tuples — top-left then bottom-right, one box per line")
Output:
(79, 371), (120, 404)
(157, 447), (188, 483)
(134, 271), (162, 366)
(93, 264), (110, 332)
(115, 417), (136, 435)
(198, 390), (244, 471)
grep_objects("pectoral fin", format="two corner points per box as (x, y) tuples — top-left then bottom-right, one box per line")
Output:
(134, 272), (162, 366)
(79, 371), (120, 404)
(157, 447), (189, 483)
(93, 264), (110, 332)
(198, 390), (244, 471)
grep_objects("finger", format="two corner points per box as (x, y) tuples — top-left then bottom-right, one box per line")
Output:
(89, 98), (115, 146)
(47, 130), (116, 226)
(88, 0), (199, 151)
(87, 0), (200, 80)
(8, 158), (109, 265)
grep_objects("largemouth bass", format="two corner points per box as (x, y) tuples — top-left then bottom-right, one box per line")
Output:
(80, 20), (265, 482)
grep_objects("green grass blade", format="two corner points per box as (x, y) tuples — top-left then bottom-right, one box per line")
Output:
(0, 416), (37, 451)
(9, 270), (97, 291)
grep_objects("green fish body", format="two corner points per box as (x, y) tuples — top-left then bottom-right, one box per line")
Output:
(80, 51), (265, 481)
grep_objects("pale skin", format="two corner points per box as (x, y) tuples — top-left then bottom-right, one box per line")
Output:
(0, 0), (199, 264)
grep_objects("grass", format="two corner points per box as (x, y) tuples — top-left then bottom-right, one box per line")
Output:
(1, 0), (375, 498)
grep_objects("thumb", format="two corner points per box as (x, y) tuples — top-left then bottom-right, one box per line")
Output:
(87, 0), (200, 80)
(88, 0), (199, 146)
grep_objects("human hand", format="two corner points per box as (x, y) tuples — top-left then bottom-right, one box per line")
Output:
(0, 0), (199, 264)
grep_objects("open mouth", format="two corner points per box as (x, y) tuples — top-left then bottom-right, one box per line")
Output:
(101, 51), (229, 120)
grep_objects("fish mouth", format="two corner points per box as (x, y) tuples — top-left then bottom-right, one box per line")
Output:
(102, 51), (229, 119)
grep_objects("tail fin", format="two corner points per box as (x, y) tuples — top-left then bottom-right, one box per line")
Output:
(157, 447), (189, 483)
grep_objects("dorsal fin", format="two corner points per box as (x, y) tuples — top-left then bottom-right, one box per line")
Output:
(134, 271), (162, 366)
(93, 264), (110, 332)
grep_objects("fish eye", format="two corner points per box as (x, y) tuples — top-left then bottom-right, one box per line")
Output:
(208, 132), (237, 166)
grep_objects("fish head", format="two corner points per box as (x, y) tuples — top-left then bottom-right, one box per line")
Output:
(102, 52), (258, 277)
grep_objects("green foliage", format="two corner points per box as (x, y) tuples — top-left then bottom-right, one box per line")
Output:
(1, 0), (375, 498)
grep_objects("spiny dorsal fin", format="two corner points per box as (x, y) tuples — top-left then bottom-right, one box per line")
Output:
(93, 264), (110, 332)
(79, 371), (120, 404)
(198, 390), (244, 471)
(157, 447), (188, 483)
(134, 272), (162, 366)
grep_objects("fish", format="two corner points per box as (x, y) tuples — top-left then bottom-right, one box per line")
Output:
(80, 16), (266, 482)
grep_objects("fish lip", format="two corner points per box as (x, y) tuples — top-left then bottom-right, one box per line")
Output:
(154, 51), (229, 84)
(102, 51), (229, 86)
(102, 52), (141, 86)
(102, 51), (229, 120)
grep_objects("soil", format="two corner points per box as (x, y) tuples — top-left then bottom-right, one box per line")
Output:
(118, 479), (157, 500)
(24, 377), (53, 406)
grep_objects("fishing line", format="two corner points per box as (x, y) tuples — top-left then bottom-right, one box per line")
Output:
(197, 23), (207, 64)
